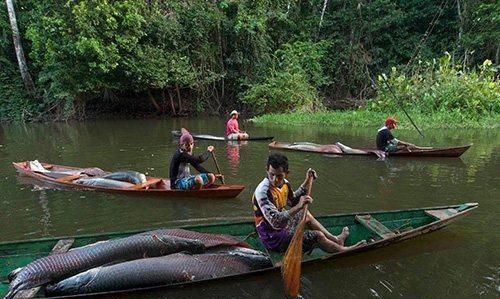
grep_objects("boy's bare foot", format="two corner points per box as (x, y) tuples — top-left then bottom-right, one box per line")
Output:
(336, 226), (350, 245)
(343, 240), (367, 251)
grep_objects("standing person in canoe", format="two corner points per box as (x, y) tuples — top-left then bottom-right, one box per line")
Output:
(226, 110), (249, 140)
(252, 153), (365, 253)
(169, 128), (217, 190)
(376, 117), (418, 153)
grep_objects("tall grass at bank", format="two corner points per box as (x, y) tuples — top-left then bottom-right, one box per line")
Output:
(250, 110), (498, 129)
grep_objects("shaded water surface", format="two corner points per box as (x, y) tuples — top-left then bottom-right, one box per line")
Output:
(0, 118), (498, 298)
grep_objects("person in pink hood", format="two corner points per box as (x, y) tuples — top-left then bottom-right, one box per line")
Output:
(226, 110), (249, 140)
(169, 128), (216, 190)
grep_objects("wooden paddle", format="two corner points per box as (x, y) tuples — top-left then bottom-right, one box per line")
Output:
(281, 171), (315, 298)
(211, 151), (225, 184)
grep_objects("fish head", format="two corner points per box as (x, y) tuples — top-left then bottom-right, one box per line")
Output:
(46, 267), (101, 296)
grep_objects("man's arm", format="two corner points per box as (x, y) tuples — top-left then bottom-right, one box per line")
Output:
(179, 150), (210, 164)
(256, 192), (297, 229)
(292, 168), (316, 200)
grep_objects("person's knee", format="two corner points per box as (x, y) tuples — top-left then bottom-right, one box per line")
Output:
(208, 173), (215, 184)
(305, 211), (314, 222)
(315, 231), (327, 242)
(195, 176), (203, 186)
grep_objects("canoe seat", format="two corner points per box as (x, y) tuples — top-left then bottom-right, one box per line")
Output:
(424, 208), (457, 220)
(49, 238), (75, 255)
(132, 178), (163, 190)
(355, 215), (396, 239)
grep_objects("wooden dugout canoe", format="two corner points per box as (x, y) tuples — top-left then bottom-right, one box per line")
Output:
(269, 141), (472, 157)
(171, 130), (274, 141)
(0, 202), (477, 298)
(12, 161), (245, 198)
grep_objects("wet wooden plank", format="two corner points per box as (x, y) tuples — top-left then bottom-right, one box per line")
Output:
(425, 209), (457, 220)
(355, 215), (396, 239)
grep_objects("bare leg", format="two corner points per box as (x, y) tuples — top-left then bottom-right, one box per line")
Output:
(306, 212), (354, 245)
(336, 227), (350, 246)
(316, 231), (367, 253)
(305, 212), (343, 244)
(194, 175), (203, 190)
(207, 173), (215, 186)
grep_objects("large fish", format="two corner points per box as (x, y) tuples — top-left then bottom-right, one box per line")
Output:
(103, 171), (146, 184)
(47, 247), (272, 295)
(74, 177), (135, 188)
(4, 229), (248, 299)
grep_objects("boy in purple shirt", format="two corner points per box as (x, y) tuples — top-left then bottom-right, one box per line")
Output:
(252, 153), (366, 253)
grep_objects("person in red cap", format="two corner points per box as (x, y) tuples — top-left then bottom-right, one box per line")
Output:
(226, 110), (249, 140)
(376, 117), (417, 152)
(169, 128), (216, 190)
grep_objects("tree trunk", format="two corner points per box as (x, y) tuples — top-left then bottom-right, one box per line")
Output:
(456, 0), (470, 68)
(5, 0), (35, 94)
(147, 90), (162, 113)
(319, 0), (328, 29)
(166, 89), (177, 116)
(175, 84), (182, 113)
(496, 45), (499, 65)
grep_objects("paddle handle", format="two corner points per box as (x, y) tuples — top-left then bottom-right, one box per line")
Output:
(211, 151), (225, 184)
(281, 170), (315, 298)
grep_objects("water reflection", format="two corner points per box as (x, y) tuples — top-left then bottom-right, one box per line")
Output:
(226, 140), (248, 175)
(0, 119), (498, 299)
(37, 189), (52, 236)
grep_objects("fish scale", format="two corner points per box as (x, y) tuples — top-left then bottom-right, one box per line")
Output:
(149, 229), (250, 248)
(47, 249), (272, 295)
(5, 229), (248, 299)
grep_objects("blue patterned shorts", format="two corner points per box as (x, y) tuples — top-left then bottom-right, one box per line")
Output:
(174, 174), (209, 190)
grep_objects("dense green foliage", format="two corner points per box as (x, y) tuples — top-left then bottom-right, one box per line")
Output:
(0, 0), (498, 121)
(253, 55), (499, 128)
(369, 55), (500, 118)
(241, 41), (327, 113)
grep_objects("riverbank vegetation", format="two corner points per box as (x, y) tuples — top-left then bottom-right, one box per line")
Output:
(1, 0), (498, 122)
(252, 55), (499, 128)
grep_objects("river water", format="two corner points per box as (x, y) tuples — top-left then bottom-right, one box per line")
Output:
(0, 118), (498, 298)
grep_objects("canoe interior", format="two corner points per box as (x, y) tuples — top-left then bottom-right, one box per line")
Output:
(0, 203), (477, 298)
(171, 130), (274, 141)
(13, 162), (245, 198)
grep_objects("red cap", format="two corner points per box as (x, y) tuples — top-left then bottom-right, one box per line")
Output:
(385, 117), (398, 127)
(179, 128), (194, 144)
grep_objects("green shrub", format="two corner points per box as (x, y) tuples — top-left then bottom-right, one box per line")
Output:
(369, 54), (500, 119)
(240, 41), (327, 114)
(0, 58), (41, 121)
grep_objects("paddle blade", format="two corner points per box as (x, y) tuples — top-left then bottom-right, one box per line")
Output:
(281, 219), (306, 298)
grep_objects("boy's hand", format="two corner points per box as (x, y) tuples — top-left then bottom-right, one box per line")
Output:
(306, 168), (317, 180)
